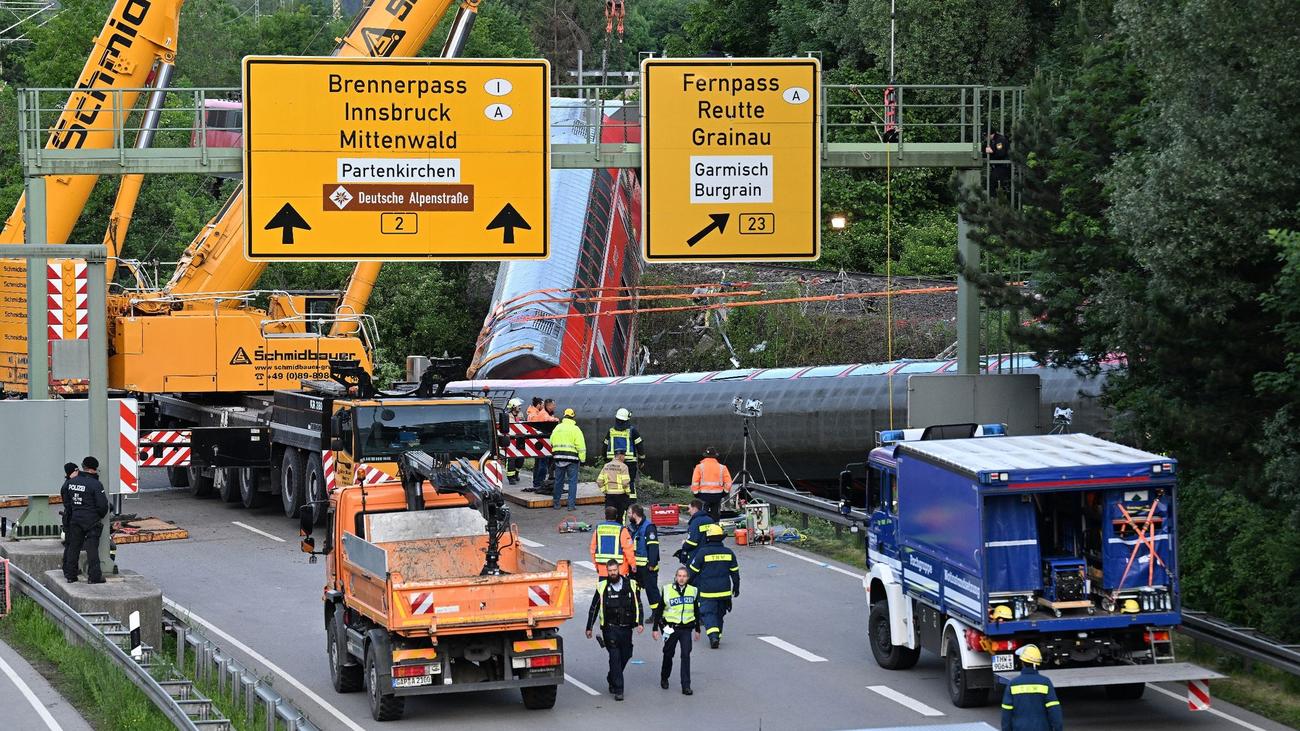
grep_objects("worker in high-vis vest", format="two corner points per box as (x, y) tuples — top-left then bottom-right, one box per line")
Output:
(627, 503), (662, 612)
(549, 408), (586, 511)
(688, 523), (739, 649)
(674, 499), (715, 564)
(603, 408), (645, 489)
(1000, 644), (1064, 731)
(653, 566), (699, 695)
(597, 449), (634, 520)
(590, 504), (637, 578)
(690, 447), (732, 520)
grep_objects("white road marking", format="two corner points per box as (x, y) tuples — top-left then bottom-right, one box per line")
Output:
(866, 685), (945, 717)
(575, 560), (597, 572)
(163, 598), (367, 731)
(767, 545), (863, 579)
(564, 673), (601, 696)
(1147, 683), (1267, 731)
(758, 635), (828, 662)
(0, 651), (62, 731)
(518, 537), (544, 548)
(231, 521), (285, 543)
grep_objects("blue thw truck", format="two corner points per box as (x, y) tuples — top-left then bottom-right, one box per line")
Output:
(862, 427), (1220, 707)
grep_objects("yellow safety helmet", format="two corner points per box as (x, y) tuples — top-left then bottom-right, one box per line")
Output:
(1122, 599), (1141, 614)
(703, 523), (724, 538)
(1015, 644), (1043, 666)
(563, 407), (576, 418)
(991, 605), (1014, 621)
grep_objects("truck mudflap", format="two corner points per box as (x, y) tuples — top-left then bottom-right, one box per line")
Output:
(996, 661), (1225, 688)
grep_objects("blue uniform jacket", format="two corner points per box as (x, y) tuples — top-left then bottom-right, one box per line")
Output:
(688, 540), (739, 598)
(1000, 667), (1063, 731)
(632, 519), (660, 570)
(677, 512), (715, 561)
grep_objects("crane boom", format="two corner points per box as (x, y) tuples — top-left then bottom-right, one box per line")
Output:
(161, 0), (463, 299)
(0, 0), (182, 247)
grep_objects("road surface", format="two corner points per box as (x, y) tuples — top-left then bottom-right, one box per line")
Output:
(3, 472), (1289, 731)
(0, 636), (93, 731)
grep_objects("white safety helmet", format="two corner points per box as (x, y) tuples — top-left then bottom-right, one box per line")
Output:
(615, 407), (631, 421)
(507, 397), (523, 409)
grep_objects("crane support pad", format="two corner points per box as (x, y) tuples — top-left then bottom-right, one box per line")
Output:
(996, 662), (1224, 688)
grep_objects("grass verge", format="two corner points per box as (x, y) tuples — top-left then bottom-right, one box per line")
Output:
(1176, 635), (1300, 729)
(0, 595), (173, 731)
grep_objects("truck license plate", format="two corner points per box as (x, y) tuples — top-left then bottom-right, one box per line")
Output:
(993, 654), (1015, 672)
(393, 675), (433, 688)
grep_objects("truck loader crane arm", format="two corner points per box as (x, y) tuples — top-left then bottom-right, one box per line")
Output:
(398, 451), (511, 576)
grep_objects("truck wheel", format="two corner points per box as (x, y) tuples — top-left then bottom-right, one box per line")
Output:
(946, 644), (989, 707)
(216, 468), (240, 503)
(365, 645), (405, 721)
(239, 468), (268, 509)
(280, 448), (304, 519)
(166, 466), (190, 488)
(868, 601), (920, 670)
(521, 685), (558, 710)
(329, 613), (362, 693)
(1105, 683), (1146, 700)
(304, 453), (328, 526)
(188, 466), (215, 497)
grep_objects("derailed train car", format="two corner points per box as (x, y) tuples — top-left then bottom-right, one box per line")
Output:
(478, 98), (642, 379)
(454, 356), (1113, 486)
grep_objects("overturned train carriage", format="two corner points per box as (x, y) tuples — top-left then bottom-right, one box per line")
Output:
(454, 358), (1113, 487)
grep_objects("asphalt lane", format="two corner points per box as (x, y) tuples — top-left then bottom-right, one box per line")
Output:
(0, 636), (94, 731)
(6, 471), (1288, 731)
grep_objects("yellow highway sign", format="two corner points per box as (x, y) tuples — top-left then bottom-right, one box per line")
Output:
(641, 58), (820, 261)
(243, 57), (550, 261)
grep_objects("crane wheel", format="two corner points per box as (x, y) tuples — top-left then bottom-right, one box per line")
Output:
(305, 453), (328, 526)
(188, 465), (215, 498)
(239, 468), (268, 509)
(216, 468), (241, 503)
(280, 448), (305, 519)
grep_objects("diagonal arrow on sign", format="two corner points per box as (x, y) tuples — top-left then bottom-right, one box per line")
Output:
(686, 213), (729, 247)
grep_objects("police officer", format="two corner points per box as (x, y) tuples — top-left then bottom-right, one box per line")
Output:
(590, 504), (637, 578)
(585, 558), (644, 701)
(674, 499), (715, 565)
(1001, 644), (1064, 731)
(61, 456), (109, 584)
(627, 503), (662, 613)
(653, 566), (699, 695)
(603, 408), (645, 490)
(689, 523), (739, 648)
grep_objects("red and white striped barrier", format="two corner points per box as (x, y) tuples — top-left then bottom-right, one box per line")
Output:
(46, 260), (88, 341)
(355, 463), (398, 485)
(527, 583), (551, 607)
(501, 422), (552, 458)
(322, 450), (338, 492)
(481, 456), (503, 488)
(140, 430), (192, 467)
(118, 400), (139, 494)
(1187, 678), (1211, 711)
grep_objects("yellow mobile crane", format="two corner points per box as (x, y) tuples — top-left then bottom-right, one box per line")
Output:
(110, 0), (477, 394)
(0, 0), (182, 389)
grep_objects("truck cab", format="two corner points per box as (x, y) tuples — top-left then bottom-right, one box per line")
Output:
(863, 428), (1213, 707)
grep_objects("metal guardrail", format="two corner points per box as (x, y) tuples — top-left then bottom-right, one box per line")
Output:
(7, 563), (202, 730)
(1180, 610), (1300, 677)
(164, 605), (320, 731)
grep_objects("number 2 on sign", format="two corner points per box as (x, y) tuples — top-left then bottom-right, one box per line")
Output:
(381, 212), (418, 235)
(739, 213), (775, 235)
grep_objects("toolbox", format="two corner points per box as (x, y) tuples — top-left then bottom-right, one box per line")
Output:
(650, 503), (680, 527)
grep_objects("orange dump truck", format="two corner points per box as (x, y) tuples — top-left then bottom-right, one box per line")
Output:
(301, 453), (573, 721)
